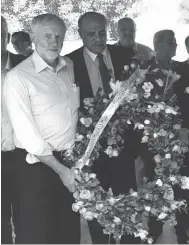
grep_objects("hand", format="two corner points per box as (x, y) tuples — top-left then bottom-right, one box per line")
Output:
(59, 166), (76, 193)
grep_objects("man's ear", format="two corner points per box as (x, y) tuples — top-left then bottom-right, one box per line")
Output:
(30, 33), (36, 45)
(78, 28), (82, 39)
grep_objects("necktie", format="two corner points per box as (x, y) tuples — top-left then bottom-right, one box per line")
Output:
(97, 53), (111, 93)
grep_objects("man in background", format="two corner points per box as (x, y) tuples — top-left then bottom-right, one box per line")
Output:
(11, 31), (33, 57)
(117, 17), (154, 61)
(174, 34), (189, 244)
(1, 15), (25, 244)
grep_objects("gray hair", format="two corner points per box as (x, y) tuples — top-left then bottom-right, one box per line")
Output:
(30, 13), (66, 36)
(78, 12), (107, 30)
(153, 29), (175, 45)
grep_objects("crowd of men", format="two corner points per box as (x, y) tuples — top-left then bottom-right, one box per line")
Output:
(1, 12), (189, 244)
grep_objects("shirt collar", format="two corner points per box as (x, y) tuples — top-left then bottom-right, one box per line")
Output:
(84, 46), (108, 61)
(32, 50), (67, 73)
(5, 52), (12, 71)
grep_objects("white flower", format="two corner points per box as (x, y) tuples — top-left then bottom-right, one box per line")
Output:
(142, 82), (154, 93)
(165, 108), (177, 115)
(105, 146), (113, 157)
(110, 80), (123, 94)
(141, 136), (148, 143)
(169, 176), (177, 183)
(108, 197), (117, 205)
(169, 133), (175, 139)
(158, 129), (167, 136)
(158, 213), (167, 220)
(96, 203), (104, 210)
(185, 87), (189, 94)
(148, 105), (152, 108)
(83, 98), (93, 106)
(171, 202), (178, 210)
(79, 207), (87, 215)
(154, 155), (161, 163)
(156, 179), (163, 186)
(83, 211), (93, 220)
(138, 123), (145, 129)
(155, 78), (164, 87)
(144, 120), (150, 125)
(130, 63), (137, 69)
(72, 201), (84, 212)
(75, 133), (84, 141)
(172, 145), (181, 152)
(80, 190), (92, 200)
(127, 120), (132, 124)
(103, 98), (109, 104)
(144, 92), (151, 98)
(86, 134), (91, 139)
(165, 153), (171, 159)
(80, 117), (92, 127)
(72, 203), (80, 212)
(124, 65), (129, 71)
(147, 238), (154, 244)
(131, 192), (138, 197)
(153, 133), (158, 138)
(112, 149), (119, 157)
(145, 206), (151, 212)
(181, 176), (189, 190)
(89, 173), (96, 179)
(113, 216), (121, 224)
(173, 124), (181, 130)
(134, 229), (148, 240)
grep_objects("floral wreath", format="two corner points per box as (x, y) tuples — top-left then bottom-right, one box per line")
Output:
(63, 62), (189, 243)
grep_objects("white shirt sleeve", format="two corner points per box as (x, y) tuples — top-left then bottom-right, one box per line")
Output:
(4, 70), (53, 157)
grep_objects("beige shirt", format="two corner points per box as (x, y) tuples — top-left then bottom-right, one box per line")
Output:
(1, 53), (15, 151)
(4, 51), (79, 163)
(83, 47), (115, 95)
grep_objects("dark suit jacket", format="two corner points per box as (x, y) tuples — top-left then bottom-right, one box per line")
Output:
(67, 45), (135, 106)
(67, 45), (138, 195)
(9, 51), (25, 68)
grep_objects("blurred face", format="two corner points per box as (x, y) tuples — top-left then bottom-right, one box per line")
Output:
(32, 20), (65, 65)
(12, 38), (32, 56)
(117, 19), (136, 46)
(155, 33), (177, 60)
(1, 23), (8, 54)
(79, 17), (107, 54)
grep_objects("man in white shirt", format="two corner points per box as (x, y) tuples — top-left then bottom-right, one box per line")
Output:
(1, 15), (26, 244)
(4, 14), (80, 244)
(116, 17), (155, 61)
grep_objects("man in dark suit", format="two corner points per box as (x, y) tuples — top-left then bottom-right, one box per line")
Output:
(1, 15), (26, 244)
(67, 11), (140, 244)
(138, 30), (181, 243)
(173, 35), (189, 244)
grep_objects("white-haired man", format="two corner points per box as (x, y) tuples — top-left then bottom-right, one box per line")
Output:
(4, 14), (80, 244)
